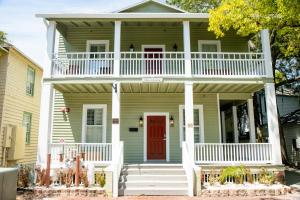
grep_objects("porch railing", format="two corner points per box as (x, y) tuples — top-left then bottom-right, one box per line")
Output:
(52, 52), (114, 77)
(191, 52), (266, 77)
(194, 143), (272, 164)
(51, 52), (266, 78)
(120, 52), (185, 76)
(50, 143), (112, 163)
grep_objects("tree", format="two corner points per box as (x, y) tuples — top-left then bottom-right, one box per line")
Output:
(169, 0), (300, 165)
(0, 31), (6, 45)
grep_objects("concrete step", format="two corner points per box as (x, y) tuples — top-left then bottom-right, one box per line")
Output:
(121, 168), (185, 175)
(120, 174), (187, 182)
(119, 180), (188, 188)
(118, 187), (188, 196)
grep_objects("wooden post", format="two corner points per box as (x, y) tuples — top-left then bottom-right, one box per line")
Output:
(183, 21), (191, 77)
(75, 154), (80, 187)
(45, 153), (51, 187)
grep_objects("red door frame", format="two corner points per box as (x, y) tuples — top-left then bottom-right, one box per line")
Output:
(146, 115), (166, 160)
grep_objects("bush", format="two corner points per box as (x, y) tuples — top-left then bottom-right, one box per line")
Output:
(258, 168), (275, 185)
(219, 166), (246, 184)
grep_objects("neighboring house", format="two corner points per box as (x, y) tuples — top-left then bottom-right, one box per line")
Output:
(37, 0), (283, 196)
(0, 43), (43, 167)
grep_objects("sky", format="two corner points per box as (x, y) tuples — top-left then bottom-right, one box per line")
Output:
(0, 0), (165, 68)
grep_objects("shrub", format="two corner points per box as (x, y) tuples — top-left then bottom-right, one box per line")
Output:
(96, 170), (106, 188)
(219, 166), (246, 184)
(258, 168), (275, 185)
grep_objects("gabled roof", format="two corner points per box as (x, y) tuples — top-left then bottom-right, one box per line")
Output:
(114, 0), (187, 13)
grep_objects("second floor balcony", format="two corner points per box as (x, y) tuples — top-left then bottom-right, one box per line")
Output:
(52, 51), (266, 79)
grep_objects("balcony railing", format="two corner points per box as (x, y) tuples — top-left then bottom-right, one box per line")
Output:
(51, 52), (266, 78)
(194, 143), (272, 164)
(50, 143), (112, 163)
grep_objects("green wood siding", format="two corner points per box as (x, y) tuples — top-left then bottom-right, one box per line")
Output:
(53, 91), (220, 163)
(58, 23), (249, 53)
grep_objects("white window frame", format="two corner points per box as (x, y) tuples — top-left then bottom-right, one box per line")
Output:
(82, 104), (107, 143)
(198, 40), (221, 52)
(179, 105), (204, 147)
(86, 40), (110, 52)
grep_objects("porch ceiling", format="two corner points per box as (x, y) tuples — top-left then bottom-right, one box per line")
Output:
(54, 83), (264, 94)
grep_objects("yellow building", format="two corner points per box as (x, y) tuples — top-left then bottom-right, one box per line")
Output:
(0, 43), (43, 166)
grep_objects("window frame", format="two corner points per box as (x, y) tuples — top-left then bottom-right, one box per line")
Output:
(179, 105), (204, 147)
(26, 67), (35, 96)
(198, 40), (221, 52)
(82, 104), (107, 143)
(23, 112), (32, 144)
(86, 40), (109, 52)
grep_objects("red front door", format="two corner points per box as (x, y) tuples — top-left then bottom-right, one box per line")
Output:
(144, 48), (163, 74)
(147, 116), (166, 160)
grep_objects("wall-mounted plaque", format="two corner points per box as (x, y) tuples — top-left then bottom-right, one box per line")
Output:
(112, 118), (119, 124)
(129, 128), (138, 132)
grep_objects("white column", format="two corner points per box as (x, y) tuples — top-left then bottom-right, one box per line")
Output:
(183, 21), (192, 77)
(247, 98), (256, 143)
(112, 81), (120, 197)
(261, 29), (273, 77)
(265, 83), (282, 164)
(221, 111), (226, 143)
(232, 106), (239, 143)
(37, 21), (56, 166)
(114, 21), (121, 77)
(184, 82), (194, 159)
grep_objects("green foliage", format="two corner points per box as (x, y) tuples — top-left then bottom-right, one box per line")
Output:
(258, 168), (275, 185)
(96, 170), (106, 188)
(0, 31), (6, 45)
(208, 168), (220, 185)
(219, 165), (246, 184)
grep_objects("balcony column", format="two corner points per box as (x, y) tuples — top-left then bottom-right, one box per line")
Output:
(232, 106), (239, 143)
(247, 98), (256, 143)
(261, 29), (273, 77)
(183, 21), (192, 77)
(184, 82), (194, 159)
(265, 83), (282, 165)
(114, 21), (121, 77)
(112, 81), (121, 197)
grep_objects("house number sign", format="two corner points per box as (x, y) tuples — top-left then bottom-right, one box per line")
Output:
(112, 118), (119, 124)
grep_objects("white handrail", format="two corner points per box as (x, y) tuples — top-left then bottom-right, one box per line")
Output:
(113, 141), (124, 197)
(191, 52), (266, 77)
(194, 143), (272, 164)
(182, 142), (195, 196)
(50, 143), (112, 163)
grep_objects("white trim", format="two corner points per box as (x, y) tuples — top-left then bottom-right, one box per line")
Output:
(82, 104), (107, 143)
(143, 112), (170, 162)
(217, 93), (222, 143)
(86, 40), (109, 52)
(198, 40), (221, 52)
(142, 44), (166, 52)
(114, 0), (187, 13)
(179, 105), (204, 147)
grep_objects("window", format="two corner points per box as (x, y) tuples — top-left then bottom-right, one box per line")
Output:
(26, 67), (35, 96)
(198, 40), (221, 59)
(23, 112), (32, 144)
(86, 40), (109, 58)
(82, 104), (107, 143)
(179, 105), (204, 146)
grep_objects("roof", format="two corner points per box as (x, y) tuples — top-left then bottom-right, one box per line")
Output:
(36, 0), (208, 21)
(114, 0), (187, 13)
(1, 42), (43, 71)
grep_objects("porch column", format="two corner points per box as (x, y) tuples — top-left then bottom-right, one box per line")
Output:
(232, 106), (239, 143)
(183, 21), (192, 77)
(265, 83), (282, 164)
(261, 29), (273, 77)
(112, 81), (121, 197)
(247, 98), (256, 143)
(184, 82), (194, 160)
(221, 111), (226, 143)
(37, 21), (56, 165)
(114, 21), (121, 77)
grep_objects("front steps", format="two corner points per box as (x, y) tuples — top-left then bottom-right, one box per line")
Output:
(119, 164), (188, 196)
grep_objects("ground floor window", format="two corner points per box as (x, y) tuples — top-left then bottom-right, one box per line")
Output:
(179, 105), (204, 146)
(82, 104), (107, 143)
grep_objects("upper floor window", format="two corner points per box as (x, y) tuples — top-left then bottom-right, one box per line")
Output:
(86, 40), (109, 58)
(26, 67), (35, 96)
(198, 40), (221, 52)
(23, 112), (32, 144)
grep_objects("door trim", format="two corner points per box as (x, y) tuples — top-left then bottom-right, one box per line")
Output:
(82, 104), (107, 143)
(144, 112), (169, 162)
(141, 44), (166, 52)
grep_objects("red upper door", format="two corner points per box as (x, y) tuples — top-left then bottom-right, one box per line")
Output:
(147, 116), (166, 160)
(144, 48), (163, 75)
